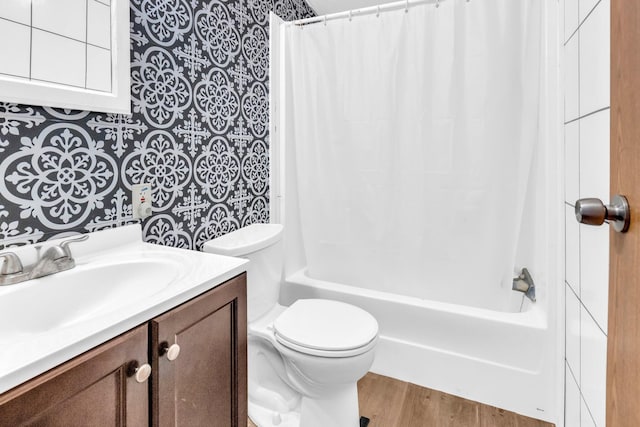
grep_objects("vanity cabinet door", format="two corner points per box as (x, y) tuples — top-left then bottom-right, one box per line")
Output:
(151, 273), (247, 427)
(0, 324), (150, 426)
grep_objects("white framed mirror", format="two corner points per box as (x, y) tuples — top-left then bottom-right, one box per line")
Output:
(0, 0), (130, 114)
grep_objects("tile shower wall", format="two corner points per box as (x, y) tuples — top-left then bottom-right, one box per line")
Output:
(0, 0), (314, 250)
(563, 0), (609, 426)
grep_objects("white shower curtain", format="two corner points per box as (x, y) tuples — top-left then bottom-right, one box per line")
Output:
(284, 0), (543, 307)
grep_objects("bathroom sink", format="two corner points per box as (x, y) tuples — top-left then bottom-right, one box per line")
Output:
(0, 224), (248, 394)
(0, 257), (183, 337)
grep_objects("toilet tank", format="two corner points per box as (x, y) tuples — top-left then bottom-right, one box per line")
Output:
(203, 224), (284, 322)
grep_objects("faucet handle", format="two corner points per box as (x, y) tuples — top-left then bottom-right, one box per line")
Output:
(59, 235), (89, 258)
(0, 252), (23, 275)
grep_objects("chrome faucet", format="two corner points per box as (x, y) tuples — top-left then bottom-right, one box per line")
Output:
(0, 235), (89, 286)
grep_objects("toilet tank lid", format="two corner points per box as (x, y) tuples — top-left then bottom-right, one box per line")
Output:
(202, 224), (283, 256)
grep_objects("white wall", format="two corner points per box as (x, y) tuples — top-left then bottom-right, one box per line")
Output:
(563, 0), (610, 425)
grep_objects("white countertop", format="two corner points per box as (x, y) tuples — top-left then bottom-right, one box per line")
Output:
(0, 224), (248, 394)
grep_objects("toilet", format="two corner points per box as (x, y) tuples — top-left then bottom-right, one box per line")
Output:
(203, 224), (378, 427)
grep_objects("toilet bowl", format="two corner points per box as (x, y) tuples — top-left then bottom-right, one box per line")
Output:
(203, 224), (378, 427)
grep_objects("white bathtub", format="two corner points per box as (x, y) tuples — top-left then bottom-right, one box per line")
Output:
(280, 268), (555, 423)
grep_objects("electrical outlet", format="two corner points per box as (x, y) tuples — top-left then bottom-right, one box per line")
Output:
(132, 183), (152, 219)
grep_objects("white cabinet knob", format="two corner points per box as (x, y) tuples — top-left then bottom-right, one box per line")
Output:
(160, 342), (181, 361)
(127, 361), (152, 383)
(166, 343), (180, 361)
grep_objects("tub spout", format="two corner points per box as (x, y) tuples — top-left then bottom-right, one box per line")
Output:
(512, 268), (536, 302)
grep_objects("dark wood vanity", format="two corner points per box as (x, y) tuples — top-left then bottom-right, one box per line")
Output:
(0, 273), (247, 427)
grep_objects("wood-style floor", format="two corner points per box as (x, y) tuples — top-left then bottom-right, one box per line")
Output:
(248, 372), (555, 427)
(358, 373), (554, 427)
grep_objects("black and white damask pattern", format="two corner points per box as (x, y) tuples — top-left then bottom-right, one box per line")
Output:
(0, 0), (315, 250)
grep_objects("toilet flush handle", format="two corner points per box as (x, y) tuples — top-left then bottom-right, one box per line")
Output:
(159, 342), (181, 361)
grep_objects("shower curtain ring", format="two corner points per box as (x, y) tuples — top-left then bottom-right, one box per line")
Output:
(436, 0), (440, 8)
(349, 10), (353, 21)
(324, 15), (327, 25)
(376, 5), (380, 17)
(405, 0), (409, 12)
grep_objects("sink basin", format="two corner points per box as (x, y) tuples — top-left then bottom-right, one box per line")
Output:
(0, 257), (183, 337)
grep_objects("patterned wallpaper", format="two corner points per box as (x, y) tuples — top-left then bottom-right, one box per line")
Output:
(0, 0), (314, 250)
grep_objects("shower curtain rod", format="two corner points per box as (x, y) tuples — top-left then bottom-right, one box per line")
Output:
(289, 0), (457, 26)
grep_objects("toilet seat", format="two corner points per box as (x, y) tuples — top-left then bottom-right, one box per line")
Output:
(273, 299), (378, 358)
